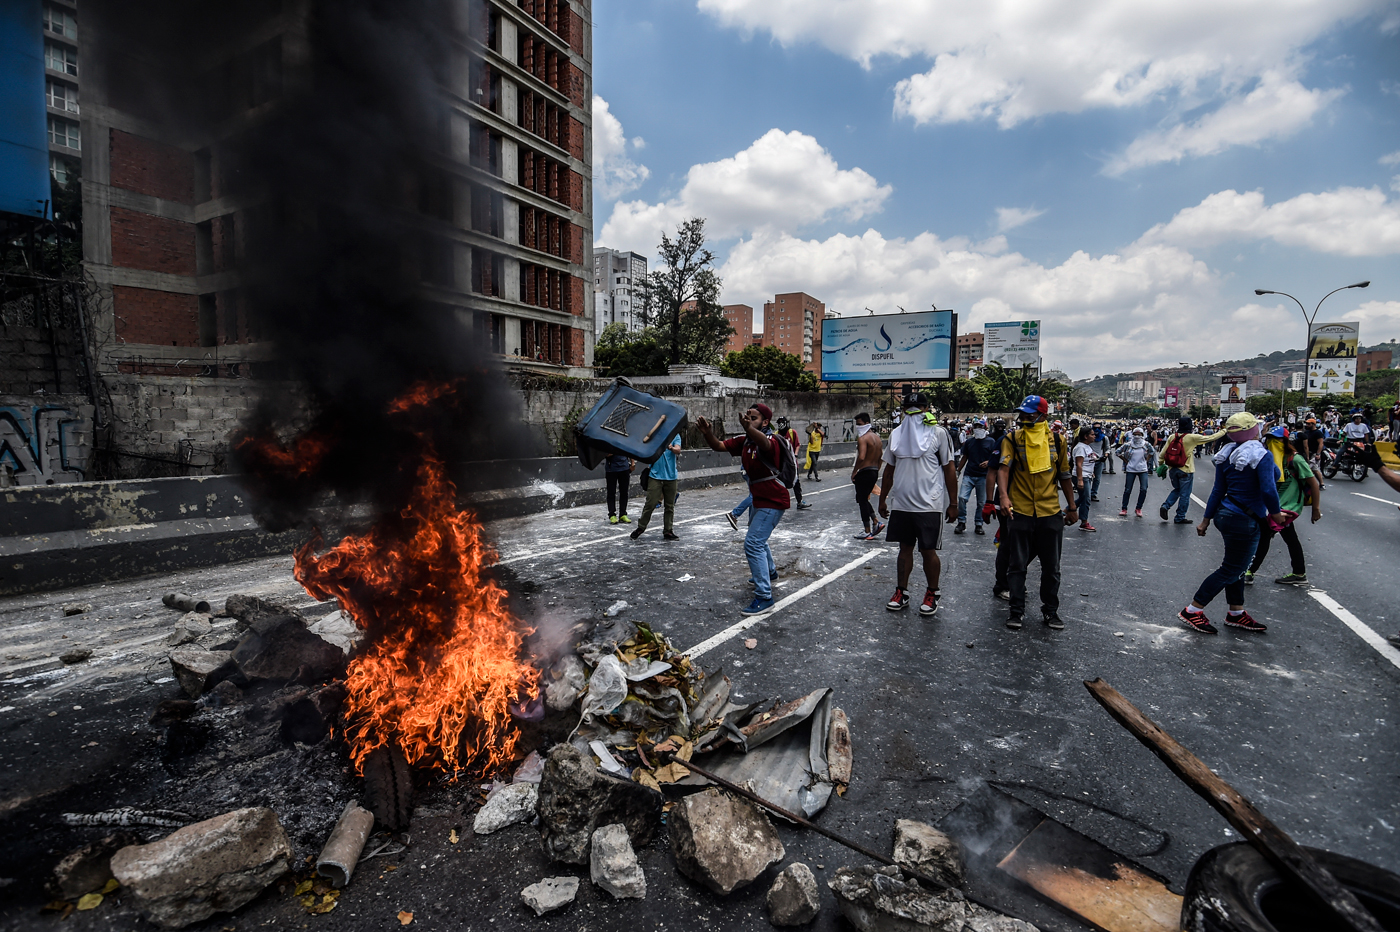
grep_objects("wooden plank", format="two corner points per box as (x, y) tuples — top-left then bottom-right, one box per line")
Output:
(1083, 678), (1383, 932)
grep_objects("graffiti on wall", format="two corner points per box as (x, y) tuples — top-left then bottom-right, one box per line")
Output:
(0, 403), (91, 485)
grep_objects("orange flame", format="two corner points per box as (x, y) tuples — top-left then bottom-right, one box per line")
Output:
(269, 382), (539, 776)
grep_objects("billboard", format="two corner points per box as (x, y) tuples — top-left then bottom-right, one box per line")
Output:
(0, 1), (52, 218)
(983, 320), (1041, 369)
(1306, 321), (1359, 397)
(1164, 387), (1179, 408)
(1220, 376), (1247, 416)
(820, 310), (956, 382)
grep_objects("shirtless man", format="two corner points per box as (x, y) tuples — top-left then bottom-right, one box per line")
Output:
(851, 411), (885, 540)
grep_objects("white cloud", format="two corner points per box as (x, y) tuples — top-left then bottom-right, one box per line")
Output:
(598, 129), (891, 249)
(1141, 186), (1400, 256)
(995, 206), (1046, 232)
(1380, 150), (1400, 166)
(592, 96), (650, 200)
(1104, 73), (1343, 175)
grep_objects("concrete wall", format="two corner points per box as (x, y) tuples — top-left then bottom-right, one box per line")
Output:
(0, 395), (95, 487)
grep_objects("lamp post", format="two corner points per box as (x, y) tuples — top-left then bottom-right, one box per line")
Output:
(1254, 281), (1369, 422)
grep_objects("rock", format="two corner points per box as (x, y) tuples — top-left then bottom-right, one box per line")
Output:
(166, 613), (215, 647)
(473, 782), (539, 835)
(223, 594), (299, 629)
(204, 680), (243, 707)
(536, 743), (662, 865)
(767, 862), (821, 926)
(892, 820), (965, 887)
(62, 602), (91, 616)
(169, 648), (237, 699)
(306, 611), (362, 653)
(669, 786), (785, 895)
(278, 682), (346, 744)
(149, 699), (198, 727)
(51, 833), (137, 899)
(59, 649), (93, 664)
(110, 807), (291, 929)
(590, 823), (646, 899)
(521, 876), (579, 916)
(962, 906), (1041, 932)
(544, 654), (587, 711)
(828, 864), (969, 932)
(233, 617), (344, 684)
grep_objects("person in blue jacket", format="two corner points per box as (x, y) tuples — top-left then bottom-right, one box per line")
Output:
(1178, 412), (1287, 635)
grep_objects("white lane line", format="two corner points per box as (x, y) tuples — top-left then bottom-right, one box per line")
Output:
(1352, 492), (1400, 507)
(1191, 494), (1207, 508)
(1308, 590), (1400, 672)
(683, 549), (882, 658)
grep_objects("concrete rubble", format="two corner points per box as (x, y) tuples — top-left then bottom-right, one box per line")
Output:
(59, 648), (93, 664)
(521, 876), (579, 916)
(892, 819), (965, 887)
(110, 807), (292, 929)
(828, 865), (1040, 932)
(766, 862), (821, 926)
(50, 833), (137, 899)
(589, 823), (647, 899)
(168, 647), (237, 699)
(668, 786), (786, 895)
(473, 781), (539, 835)
(165, 612), (214, 646)
(536, 744), (662, 865)
(231, 614), (345, 683)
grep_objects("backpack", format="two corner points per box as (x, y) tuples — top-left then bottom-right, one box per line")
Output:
(749, 430), (798, 490)
(1163, 433), (1188, 468)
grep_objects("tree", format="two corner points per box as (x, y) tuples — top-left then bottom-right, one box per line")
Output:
(721, 344), (818, 392)
(636, 218), (731, 366)
(593, 324), (669, 377)
(971, 362), (1066, 412)
(927, 378), (981, 413)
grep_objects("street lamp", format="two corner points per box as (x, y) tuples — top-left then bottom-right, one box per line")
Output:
(1253, 282), (1369, 420)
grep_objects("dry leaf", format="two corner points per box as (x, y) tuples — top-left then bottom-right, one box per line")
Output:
(398, 910), (414, 925)
(653, 762), (691, 784)
(744, 638), (757, 649)
(294, 880), (314, 896)
(76, 893), (102, 911)
(676, 740), (694, 763)
(101, 878), (119, 894)
(449, 829), (459, 844)
(385, 865), (398, 872)
(635, 770), (662, 792)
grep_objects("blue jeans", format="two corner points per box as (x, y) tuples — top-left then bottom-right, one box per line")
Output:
(731, 494), (752, 519)
(957, 473), (987, 525)
(1091, 459), (1104, 497)
(745, 507), (782, 600)
(1076, 481), (1091, 524)
(1163, 469), (1193, 519)
(1193, 510), (1260, 608)
(1121, 472), (1149, 510)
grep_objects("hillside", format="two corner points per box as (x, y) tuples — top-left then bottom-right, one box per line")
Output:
(1074, 341), (1400, 396)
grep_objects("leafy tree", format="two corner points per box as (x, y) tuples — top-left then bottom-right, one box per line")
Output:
(593, 324), (669, 377)
(721, 344), (818, 391)
(971, 362), (1066, 412)
(927, 378), (981, 413)
(677, 298), (734, 367)
(636, 218), (732, 366)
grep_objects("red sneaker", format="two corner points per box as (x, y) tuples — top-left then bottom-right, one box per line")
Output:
(1119, 509), (1128, 516)
(1178, 608), (1218, 634)
(919, 589), (938, 616)
(1225, 611), (1267, 632)
(1080, 523), (1097, 532)
(1134, 508), (1143, 517)
(886, 588), (909, 612)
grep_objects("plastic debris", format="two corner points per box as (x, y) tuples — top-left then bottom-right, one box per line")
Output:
(604, 600), (629, 617)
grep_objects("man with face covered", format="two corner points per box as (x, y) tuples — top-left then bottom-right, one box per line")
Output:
(878, 392), (958, 617)
(996, 395), (1077, 631)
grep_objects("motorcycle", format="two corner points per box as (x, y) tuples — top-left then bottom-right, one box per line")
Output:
(1321, 439), (1368, 482)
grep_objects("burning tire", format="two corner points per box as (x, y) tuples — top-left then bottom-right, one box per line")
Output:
(1181, 843), (1400, 932)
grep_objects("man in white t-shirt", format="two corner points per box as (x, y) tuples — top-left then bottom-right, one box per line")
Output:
(878, 392), (959, 617)
(1342, 413), (1373, 442)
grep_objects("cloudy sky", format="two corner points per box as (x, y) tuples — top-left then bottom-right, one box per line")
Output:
(589, 0), (1400, 379)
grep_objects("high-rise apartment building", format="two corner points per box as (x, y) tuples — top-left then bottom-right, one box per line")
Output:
(593, 247), (646, 334)
(721, 304), (752, 356)
(42, 0), (80, 187)
(761, 292), (828, 374)
(956, 332), (983, 378)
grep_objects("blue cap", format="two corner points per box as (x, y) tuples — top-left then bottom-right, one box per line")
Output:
(1017, 395), (1048, 416)
(1267, 425), (1288, 438)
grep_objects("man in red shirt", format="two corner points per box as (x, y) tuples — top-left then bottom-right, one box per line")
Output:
(698, 404), (791, 615)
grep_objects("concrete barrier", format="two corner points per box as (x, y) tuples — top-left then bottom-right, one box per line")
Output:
(0, 443), (856, 596)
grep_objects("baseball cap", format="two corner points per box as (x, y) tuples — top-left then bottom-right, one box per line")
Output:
(903, 391), (930, 412)
(1017, 395), (1049, 416)
(1267, 425), (1288, 438)
(753, 403), (773, 421)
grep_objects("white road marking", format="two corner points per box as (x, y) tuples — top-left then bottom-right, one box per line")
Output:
(683, 549), (883, 658)
(1307, 590), (1400, 672)
(1191, 494), (1208, 508)
(1352, 492), (1400, 507)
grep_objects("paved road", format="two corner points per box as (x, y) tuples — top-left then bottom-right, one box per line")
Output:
(1, 460), (1396, 931)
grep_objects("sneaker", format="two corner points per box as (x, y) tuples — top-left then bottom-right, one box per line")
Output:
(797, 502), (813, 510)
(619, 515), (631, 524)
(1159, 506), (1169, 520)
(1119, 509), (1128, 516)
(1135, 508), (1143, 518)
(869, 521), (886, 539)
(919, 589), (938, 616)
(886, 588), (909, 611)
(663, 531), (680, 541)
(1079, 523), (1097, 532)
(726, 512), (740, 531)
(1242, 571), (1254, 586)
(609, 515), (619, 525)
(629, 527), (643, 540)
(741, 597), (774, 616)
(954, 523), (966, 535)
(813, 476), (822, 482)
(1178, 608), (1218, 634)
(854, 530), (872, 539)
(974, 525), (985, 535)
(1006, 613), (1024, 630)
(1225, 611), (1267, 633)
(1274, 573), (1308, 586)
(993, 588), (1011, 601)
(1043, 613), (1065, 630)
(1091, 496), (1100, 502)
(1173, 517), (1193, 524)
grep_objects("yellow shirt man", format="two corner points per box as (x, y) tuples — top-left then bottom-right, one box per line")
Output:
(807, 425), (823, 453)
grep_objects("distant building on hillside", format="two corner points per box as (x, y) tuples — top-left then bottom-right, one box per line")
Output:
(1250, 373), (1284, 391)
(1043, 368), (1071, 384)
(1288, 372), (1306, 391)
(1359, 350), (1393, 373)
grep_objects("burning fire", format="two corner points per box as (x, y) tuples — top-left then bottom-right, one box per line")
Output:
(241, 381), (539, 776)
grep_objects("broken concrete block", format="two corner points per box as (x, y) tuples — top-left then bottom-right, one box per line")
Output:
(892, 819), (965, 888)
(473, 782), (539, 835)
(767, 862), (821, 926)
(169, 648), (237, 699)
(51, 833), (137, 899)
(590, 823), (646, 899)
(110, 807), (292, 929)
(59, 649), (93, 664)
(233, 617), (344, 684)
(828, 864), (968, 932)
(545, 654), (587, 711)
(223, 594), (297, 628)
(521, 876), (579, 916)
(278, 682), (346, 744)
(166, 612), (214, 647)
(62, 602), (92, 616)
(962, 905), (1041, 932)
(536, 743), (662, 865)
(669, 786), (785, 895)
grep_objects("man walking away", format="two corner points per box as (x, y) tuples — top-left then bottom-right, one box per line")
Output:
(878, 393), (957, 617)
(604, 453), (634, 525)
(776, 417), (810, 509)
(630, 434), (682, 541)
(851, 412), (885, 539)
(806, 422), (826, 480)
(1158, 416), (1225, 524)
(697, 406), (792, 615)
(955, 418), (996, 535)
(1117, 428), (1154, 517)
(996, 395), (1077, 630)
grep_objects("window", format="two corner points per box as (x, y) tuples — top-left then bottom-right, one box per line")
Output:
(43, 5), (76, 38)
(49, 154), (72, 185)
(46, 80), (78, 113)
(48, 116), (80, 150)
(45, 41), (77, 76)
